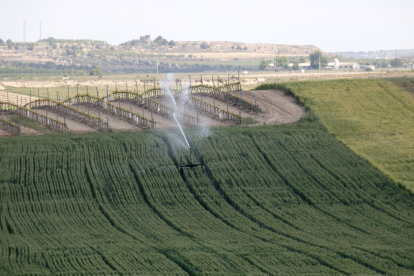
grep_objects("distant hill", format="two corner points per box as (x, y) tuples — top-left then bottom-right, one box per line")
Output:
(121, 37), (318, 56)
(0, 37), (320, 72)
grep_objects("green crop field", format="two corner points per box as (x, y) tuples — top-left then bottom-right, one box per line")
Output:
(1, 119), (414, 275)
(257, 79), (414, 193)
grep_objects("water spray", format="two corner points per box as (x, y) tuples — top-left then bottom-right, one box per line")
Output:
(160, 74), (205, 172)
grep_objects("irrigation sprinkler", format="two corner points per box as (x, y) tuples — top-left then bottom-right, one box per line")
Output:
(178, 148), (205, 172)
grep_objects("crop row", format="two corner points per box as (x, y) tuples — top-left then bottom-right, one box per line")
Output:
(1, 126), (414, 274)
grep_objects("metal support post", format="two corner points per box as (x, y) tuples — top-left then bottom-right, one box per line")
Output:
(240, 89), (242, 119)
(97, 88), (100, 122)
(16, 95), (19, 126)
(106, 85), (109, 128)
(226, 81), (229, 120)
(151, 107), (154, 129)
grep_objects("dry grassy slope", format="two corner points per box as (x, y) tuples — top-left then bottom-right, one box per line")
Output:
(278, 79), (414, 192)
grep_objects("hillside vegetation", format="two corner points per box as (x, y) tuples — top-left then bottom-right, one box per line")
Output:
(257, 79), (414, 192)
(0, 37), (318, 73)
(1, 123), (414, 275)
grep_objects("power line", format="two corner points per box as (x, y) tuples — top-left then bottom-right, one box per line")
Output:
(23, 20), (26, 42)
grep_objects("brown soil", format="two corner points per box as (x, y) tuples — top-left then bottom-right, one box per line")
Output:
(117, 101), (176, 129)
(35, 108), (96, 133)
(0, 128), (11, 136)
(231, 89), (305, 125)
(1, 114), (43, 136)
(0, 89), (305, 136)
(189, 94), (255, 119)
(76, 104), (140, 132)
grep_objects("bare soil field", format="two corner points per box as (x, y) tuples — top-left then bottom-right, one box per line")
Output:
(189, 94), (255, 118)
(0, 128), (10, 136)
(117, 101), (176, 129)
(76, 104), (140, 132)
(0, 89), (305, 136)
(2, 114), (42, 135)
(35, 108), (96, 133)
(231, 89), (305, 125)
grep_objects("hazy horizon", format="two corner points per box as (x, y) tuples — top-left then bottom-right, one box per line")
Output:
(1, 0), (413, 53)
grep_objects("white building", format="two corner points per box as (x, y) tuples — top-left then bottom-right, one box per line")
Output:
(288, 61), (360, 70)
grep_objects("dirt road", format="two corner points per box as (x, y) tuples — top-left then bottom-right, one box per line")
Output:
(231, 89), (305, 125)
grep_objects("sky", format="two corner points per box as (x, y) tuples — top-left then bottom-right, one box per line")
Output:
(0, 0), (413, 52)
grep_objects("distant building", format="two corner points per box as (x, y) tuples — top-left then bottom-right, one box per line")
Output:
(360, 65), (375, 71)
(288, 62), (360, 70)
(335, 62), (360, 70)
(140, 35), (151, 43)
